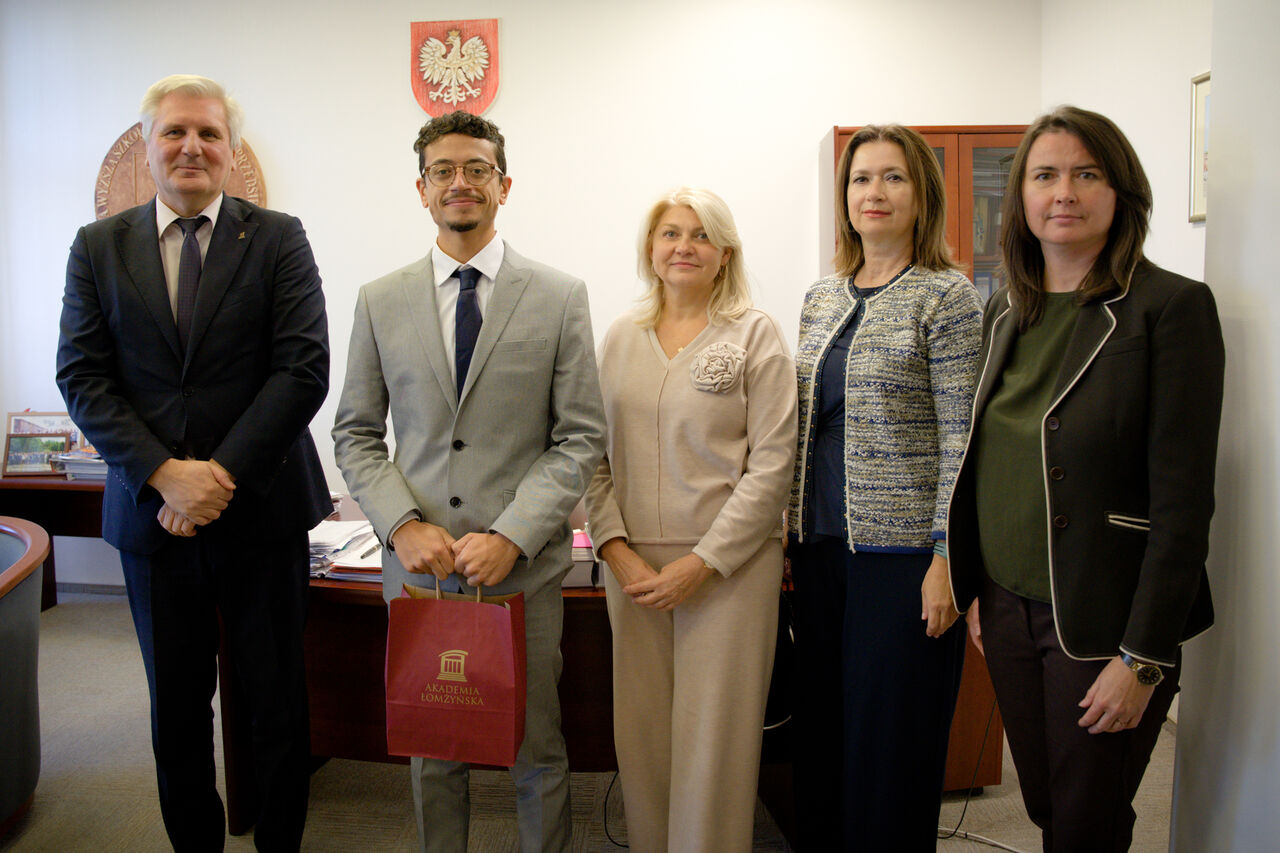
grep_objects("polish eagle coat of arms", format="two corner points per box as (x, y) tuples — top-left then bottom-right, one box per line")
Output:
(410, 19), (499, 117)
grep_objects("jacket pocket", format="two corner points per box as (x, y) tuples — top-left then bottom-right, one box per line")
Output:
(1104, 511), (1150, 532)
(493, 338), (548, 353)
(1096, 335), (1145, 358)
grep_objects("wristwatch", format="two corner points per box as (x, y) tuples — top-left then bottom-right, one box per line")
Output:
(1120, 653), (1164, 686)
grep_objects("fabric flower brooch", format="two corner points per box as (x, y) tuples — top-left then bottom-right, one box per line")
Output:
(690, 341), (746, 393)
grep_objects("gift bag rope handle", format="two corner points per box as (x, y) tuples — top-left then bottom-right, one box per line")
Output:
(431, 578), (484, 603)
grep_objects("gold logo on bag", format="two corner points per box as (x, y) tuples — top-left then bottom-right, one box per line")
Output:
(421, 650), (484, 704)
(437, 650), (468, 682)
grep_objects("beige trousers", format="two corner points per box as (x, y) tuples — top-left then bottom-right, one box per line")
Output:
(605, 540), (782, 853)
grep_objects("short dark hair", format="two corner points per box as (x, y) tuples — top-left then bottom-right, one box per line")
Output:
(1002, 106), (1152, 330)
(413, 111), (507, 176)
(833, 124), (957, 277)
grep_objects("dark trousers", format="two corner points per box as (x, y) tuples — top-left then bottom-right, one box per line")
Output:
(120, 529), (312, 853)
(790, 539), (966, 852)
(980, 578), (1178, 853)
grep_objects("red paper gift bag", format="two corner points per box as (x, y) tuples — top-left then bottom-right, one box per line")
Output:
(385, 583), (527, 766)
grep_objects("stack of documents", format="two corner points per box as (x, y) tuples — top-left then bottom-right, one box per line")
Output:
(308, 519), (381, 582)
(53, 451), (107, 480)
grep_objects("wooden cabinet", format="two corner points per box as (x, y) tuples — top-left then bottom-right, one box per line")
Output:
(834, 125), (1026, 301)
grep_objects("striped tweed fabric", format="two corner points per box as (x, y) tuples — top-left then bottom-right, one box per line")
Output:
(788, 267), (983, 551)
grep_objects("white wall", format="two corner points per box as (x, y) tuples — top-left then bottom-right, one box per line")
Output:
(1, 0), (1040, 495)
(1173, 0), (1280, 848)
(1040, 0), (1209, 281)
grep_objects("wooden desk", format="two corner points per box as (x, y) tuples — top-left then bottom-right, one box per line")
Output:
(0, 475), (104, 610)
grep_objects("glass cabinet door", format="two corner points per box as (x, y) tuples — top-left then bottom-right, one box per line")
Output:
(920, 133), (960, 267)
(960, 133), (1023, 300)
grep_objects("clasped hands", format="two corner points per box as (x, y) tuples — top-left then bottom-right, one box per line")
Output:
(599, 538), (714, 611)
(147, 457), (236, 537)
(391, 520), (521, 587)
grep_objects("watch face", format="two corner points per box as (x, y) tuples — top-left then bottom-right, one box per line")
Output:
(1134, 665), (1163, 686)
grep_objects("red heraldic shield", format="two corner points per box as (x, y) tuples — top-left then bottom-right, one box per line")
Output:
(385, 584), (527, 767)
(410, 19), (500, 117)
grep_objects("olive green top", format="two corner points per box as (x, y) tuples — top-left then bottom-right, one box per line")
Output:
(973, 293), (1080, 602)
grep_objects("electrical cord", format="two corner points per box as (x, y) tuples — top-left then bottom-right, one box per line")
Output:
(603, 769), (628, 847)
(935, 694), (1029, 852)
(940, 830), (1031, 852)
(937, 693), (997, 840)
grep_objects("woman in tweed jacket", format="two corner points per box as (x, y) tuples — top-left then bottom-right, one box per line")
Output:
(787, 125), (982, 851)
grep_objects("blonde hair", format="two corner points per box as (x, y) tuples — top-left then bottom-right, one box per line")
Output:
(634, 187), (751, 329)
(140, 74), (244, 150)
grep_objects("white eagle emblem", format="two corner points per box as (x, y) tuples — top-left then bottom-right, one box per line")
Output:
(419, 29), (489, 106)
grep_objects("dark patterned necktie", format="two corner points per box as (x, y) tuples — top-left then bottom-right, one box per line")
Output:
(455, 266), (482, 396)
(175, 216), (208, 352)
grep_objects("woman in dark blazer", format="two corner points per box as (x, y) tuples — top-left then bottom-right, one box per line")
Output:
(947, 106), (1224, 852)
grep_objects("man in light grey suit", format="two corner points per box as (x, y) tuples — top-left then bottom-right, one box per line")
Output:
(332, 111), (605, 852)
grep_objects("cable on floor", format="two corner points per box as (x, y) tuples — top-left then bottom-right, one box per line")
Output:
(935, 694), (1029, 852)
(603, 769), (628, 847)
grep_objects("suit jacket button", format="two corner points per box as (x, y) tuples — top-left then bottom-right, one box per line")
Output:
(1053, 514), (1068, 528)
(1046, 416), (1060, 431)
(1049, 466), (1065, 480)
(449, 496), (462, 508)
(182, 387), (194, 398)
(452, 440), (466, 451)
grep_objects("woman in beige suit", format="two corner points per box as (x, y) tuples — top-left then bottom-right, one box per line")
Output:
(585, 187), (798, 852)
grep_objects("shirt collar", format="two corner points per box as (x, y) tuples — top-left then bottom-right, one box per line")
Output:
(156, 194), (223, 236)
(432, 233), (504, 287)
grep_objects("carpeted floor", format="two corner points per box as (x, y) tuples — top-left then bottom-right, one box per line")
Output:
(1, 592), (1177, 852)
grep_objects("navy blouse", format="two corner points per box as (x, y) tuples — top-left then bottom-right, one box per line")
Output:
(807, 281), (886, 540)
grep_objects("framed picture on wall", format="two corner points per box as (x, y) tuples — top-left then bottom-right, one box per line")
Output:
(3, 432), (71, 476)
(1189, 71), (1210, 222)
(5, 411), (85, 450)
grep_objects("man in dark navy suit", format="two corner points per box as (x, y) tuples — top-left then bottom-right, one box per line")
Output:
(56, 74), (329, 852)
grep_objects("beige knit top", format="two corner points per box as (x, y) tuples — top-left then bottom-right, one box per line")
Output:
(584, 308), (799, 577)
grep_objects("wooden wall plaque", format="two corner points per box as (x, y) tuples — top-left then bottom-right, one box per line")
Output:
(94, 122), (266, 220)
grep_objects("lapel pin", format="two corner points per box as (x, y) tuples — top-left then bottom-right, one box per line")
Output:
(238, 231), (246, 239)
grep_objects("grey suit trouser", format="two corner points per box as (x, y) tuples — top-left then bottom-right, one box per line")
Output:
(411, 577), (572, 853)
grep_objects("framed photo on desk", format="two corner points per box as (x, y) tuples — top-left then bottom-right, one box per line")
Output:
(3, 432), (70, 476)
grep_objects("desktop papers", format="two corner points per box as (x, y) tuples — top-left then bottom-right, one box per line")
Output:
(309, 519), (381, 582)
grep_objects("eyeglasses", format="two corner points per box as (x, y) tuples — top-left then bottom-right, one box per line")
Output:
(421, 161), (504, 188)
